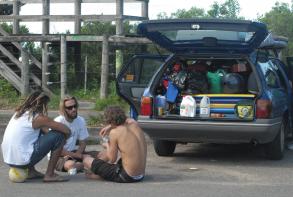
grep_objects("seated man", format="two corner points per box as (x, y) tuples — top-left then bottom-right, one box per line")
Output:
(83, 106), (147, 183)
(52, 96), (93, 174)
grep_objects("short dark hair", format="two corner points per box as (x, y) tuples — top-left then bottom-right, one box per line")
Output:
(104, 106), (127, 126)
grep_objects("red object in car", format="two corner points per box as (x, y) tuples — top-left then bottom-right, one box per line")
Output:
(141, 96), (153, 115)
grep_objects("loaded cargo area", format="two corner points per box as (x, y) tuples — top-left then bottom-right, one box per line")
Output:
(153, 58), (258, 121)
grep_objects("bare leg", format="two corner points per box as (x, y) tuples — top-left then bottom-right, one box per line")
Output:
(83, 156), (103, 180)
(64, 160), (84, 172)
(43, 144), (68, 182)
(27, 166), (44, 179)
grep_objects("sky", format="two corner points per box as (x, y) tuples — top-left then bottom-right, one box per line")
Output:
(18, 0), (292, 34)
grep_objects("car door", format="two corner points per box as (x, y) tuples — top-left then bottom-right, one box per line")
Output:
(137, 19), (268, 54)
(116, 55), (167, 114)
(286, 57), (293, 83)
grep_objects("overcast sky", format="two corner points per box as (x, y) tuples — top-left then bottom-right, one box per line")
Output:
(19, 0), (292, 33)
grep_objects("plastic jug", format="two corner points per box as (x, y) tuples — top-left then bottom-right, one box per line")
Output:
(200, 96), (210, 117)
(180, 95), (196, 117)
(155, 95), (167, 116)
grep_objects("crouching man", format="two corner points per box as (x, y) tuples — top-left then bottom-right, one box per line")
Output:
(83, 106), (147, 183)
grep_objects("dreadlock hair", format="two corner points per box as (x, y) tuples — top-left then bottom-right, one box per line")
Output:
(104, 106), (127, 126)
(15, 91), (50, 119)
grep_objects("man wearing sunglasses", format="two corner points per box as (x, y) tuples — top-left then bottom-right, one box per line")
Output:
(50, 95), (90, 174)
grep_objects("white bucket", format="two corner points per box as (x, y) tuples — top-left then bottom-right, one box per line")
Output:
(180, 95), (196, 117)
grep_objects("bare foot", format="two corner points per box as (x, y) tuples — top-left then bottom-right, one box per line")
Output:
(28, 168), (45, 179)
(43, 173), (69, 183)
(85, 170), (102, 180)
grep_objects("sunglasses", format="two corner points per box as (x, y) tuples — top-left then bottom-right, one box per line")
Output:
(65, 104), (77, 110)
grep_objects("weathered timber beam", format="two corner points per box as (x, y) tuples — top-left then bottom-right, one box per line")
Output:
(0, 35), (151, 44)
(0, 15), (147, 22)
(0, 35), (60, 42)
(0, 0), (144, 4)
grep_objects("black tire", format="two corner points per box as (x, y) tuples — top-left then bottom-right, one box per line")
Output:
(153, 140), (176, 156)
(265, 119), (286, 160)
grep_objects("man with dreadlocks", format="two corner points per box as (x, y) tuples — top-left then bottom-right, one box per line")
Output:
(83, 106), (147, 183)
(1, 91), (71, 182)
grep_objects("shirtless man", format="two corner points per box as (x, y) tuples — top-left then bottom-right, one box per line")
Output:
(83, 106), (147, 183)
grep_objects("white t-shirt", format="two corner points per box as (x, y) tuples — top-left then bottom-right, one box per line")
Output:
(54, 115), (89, 151)
(1, 112), (40, 165)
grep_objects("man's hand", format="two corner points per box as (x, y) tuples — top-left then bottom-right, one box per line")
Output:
(99, 125), (112, 137)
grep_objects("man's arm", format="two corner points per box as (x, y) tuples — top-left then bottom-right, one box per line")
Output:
(60, 149), (83, 159)
(32, 115), (71, 139)
(76, 140), (87, 154)
(104, 131), (119, 163)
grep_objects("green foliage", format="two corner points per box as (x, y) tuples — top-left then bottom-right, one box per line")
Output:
(47, 94), (61, 110)
(170, 7), (206, 18)
(259, 2), (293, 57)
(208, 0), (241, 19)
(0, 77), (20, 109)
(157, 0), (242, 19)
(0, 4), (13, 15)
(95, 81), (129, 111)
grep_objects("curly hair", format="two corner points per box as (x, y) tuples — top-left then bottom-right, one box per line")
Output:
(15, 91), (50, 119)
(104, 106), (127, 126)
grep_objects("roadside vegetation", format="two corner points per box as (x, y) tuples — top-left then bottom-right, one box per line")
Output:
(1, 0), (293, 123)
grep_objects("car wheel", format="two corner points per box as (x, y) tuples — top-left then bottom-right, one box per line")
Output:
(265, 119), (286, 160)
(153, 140), (176, 156)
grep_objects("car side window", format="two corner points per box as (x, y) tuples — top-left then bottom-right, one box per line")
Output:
(271, 60), (287, 90)
(258, 60), (280, 89)
(120, 58), (141, 83)
(120, 57), (164, 85)
(139, 59), (163, 84)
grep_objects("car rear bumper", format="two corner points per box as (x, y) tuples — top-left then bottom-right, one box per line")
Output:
(137, 116), (282, 144)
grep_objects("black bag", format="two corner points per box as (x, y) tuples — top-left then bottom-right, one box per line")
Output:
(185, 72), (209, 94)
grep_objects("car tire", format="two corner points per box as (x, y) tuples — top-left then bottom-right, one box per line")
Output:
(153, 140), (176, 156)
(265, 119), (286, 160)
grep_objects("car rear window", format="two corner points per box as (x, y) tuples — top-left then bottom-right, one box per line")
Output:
(161, 30), (255, 42)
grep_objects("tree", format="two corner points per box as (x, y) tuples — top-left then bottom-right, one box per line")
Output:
(156, 0), (242, 19)
(208, 0), (241, 19)
(259, 2), (293, 57)
(0, 4), (13, 15)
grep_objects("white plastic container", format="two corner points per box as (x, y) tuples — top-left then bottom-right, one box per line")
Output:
(180, 95), (196, 117)
(199, 96), (210, 117)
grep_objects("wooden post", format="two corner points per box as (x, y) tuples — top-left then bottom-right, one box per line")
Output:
(100, 35), (109, 99)
(42, 0), (50, 34)
(12, 0), (20, 34)
(60, 35), (67, 99)
(74, 0), (82, 87)
(42, 0), (50, 90)
(115, 0), (124, 76)
(74, 0), (81, 34)
(21, 50), (30, 97)
(84, 55), (87, 94)
(141, 0), (149, 19)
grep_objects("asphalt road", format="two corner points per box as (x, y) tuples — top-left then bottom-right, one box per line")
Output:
(1, 126), (293, 197)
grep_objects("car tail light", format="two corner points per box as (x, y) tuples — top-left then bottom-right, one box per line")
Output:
(256, 99), (272, 118)
(140, 96), (153, 116)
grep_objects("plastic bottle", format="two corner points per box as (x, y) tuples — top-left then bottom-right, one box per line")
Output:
(155, 95), (167, 115)
(68, 168), (77, 175)
(199, 96), (210, 117)
(180, 95), (196, 117)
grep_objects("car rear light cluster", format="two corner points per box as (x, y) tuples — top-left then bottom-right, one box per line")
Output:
(256, 99), (272, 118)
(140, 96), (152, 116)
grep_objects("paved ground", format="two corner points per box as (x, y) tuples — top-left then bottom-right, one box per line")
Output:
(1, 138), (293, 197)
